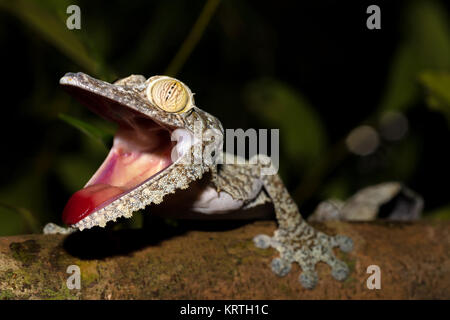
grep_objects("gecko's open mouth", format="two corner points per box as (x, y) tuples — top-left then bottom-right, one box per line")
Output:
(59, 73), (192, 226)
(62, 117), (175, 225)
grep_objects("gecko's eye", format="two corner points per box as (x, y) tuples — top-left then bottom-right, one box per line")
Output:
(146, 77), (194, 113)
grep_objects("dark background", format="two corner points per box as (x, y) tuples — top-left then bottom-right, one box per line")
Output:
(0, 0), (448, 235)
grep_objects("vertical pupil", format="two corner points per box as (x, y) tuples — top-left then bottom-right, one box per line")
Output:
(165, 82), (177, 101)
(150, 79), (187, 112)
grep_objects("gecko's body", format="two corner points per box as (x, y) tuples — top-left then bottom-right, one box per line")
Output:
(51, 72), (353, 289)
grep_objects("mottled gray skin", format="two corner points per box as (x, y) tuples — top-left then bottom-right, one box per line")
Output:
(52, 72), (353, 289)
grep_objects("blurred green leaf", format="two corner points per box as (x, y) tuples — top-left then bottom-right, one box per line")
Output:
(419, 71), (450, 125)
(59, 113), (114, 148)
(244, 78), (327, 169)
(426, 205), (450, 220)
(0, 205), (27, 235)
(0, 171), (46, 235)
(55, 154), (97, 191)
(320, 175), (351, 201)
(378, 45), (419, 113)
(378, 0), (450, 113)
(0, 202), (41, 234)
(386, 138), (420, 181)
(124, 0), (189, 72)
(0, 0), (101, 76)
(407, 0), (450, 69)
(165, 0), (222, 76)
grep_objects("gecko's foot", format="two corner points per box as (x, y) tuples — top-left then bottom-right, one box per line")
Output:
(43, 223), (76, 235)
(253, 221), (353, 289)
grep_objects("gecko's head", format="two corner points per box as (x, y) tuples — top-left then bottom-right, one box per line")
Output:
(59, 72), (223, 230)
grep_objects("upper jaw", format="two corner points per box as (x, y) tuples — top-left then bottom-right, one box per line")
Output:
(60, 72), (186, 131)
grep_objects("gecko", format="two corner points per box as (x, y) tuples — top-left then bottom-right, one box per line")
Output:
(45, 72), (353, 289)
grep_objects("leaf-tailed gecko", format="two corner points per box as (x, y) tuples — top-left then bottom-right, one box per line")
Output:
(45, 72), (353, 289)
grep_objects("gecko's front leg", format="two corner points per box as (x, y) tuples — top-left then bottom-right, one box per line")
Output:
(218, 155), (353, 289)
(255, 170), (353, 289)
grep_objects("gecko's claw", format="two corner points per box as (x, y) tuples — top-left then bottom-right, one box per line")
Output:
(331, 259), (350, 281)
(334, 235), (354, 253)
(299, 270), (319, 289)
(253, 226), (352, 289)
(253, 234), (272, 249)
(271, 257), (291, 276)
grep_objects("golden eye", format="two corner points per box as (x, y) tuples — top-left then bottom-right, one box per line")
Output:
(146, 77), (193, 113)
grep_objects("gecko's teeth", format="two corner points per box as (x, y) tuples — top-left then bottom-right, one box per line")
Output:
(70, 161), (206, 231)
(70, 186), (146, 230)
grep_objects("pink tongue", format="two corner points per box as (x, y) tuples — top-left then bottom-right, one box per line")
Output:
(62, 184), (124, 225)
(61, 125), (174, 226)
